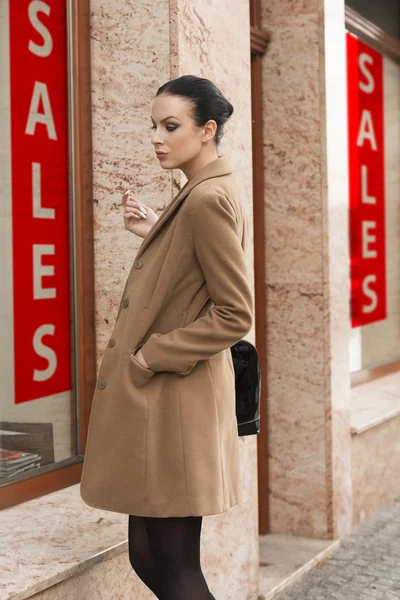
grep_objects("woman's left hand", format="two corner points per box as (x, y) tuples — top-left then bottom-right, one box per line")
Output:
(122, 190), (158, 238)
(135, 348), (151, 370)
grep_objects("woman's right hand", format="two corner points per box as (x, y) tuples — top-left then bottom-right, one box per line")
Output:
(121, 190), (158, 238)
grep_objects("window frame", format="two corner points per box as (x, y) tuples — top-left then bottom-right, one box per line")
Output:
(0, 0), (95, 510)
(250, 0), (270, 536)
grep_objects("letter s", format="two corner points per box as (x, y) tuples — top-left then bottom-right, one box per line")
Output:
(28, 1), (53, 58)
(358, 53), (374, 94)
(33, 324), (57, 381)
(362, 275), (378, 314)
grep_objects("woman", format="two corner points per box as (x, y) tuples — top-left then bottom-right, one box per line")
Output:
(80, 75), (253, 599)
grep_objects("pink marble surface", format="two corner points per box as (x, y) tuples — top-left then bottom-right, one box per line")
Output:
(0, 484), (130, 600)
(89, 0), (173, 362)
(261, 0), (352, 539)
(352, 413), (400, 528)
(0, 484), (255, 600)
(18, 542), (155, 600)
(351, 372), (400, 434)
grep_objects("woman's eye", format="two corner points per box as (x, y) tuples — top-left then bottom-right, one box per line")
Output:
(150, 125), (177, 132)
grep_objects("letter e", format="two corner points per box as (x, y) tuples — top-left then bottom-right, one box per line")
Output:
(34, 244), (56, 299)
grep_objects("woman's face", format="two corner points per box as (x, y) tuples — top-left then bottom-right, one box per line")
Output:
(150, 93), (216, 170)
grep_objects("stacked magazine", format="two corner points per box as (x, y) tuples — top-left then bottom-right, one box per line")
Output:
(0, 448), (42, 479)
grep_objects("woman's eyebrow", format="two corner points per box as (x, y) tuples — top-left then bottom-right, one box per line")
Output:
(151, 116), (182, 123)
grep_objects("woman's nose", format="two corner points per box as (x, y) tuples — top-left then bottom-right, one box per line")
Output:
(151, 130), (164, 145)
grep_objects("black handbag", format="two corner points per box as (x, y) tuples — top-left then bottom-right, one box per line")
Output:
(230, 339), (261, 437)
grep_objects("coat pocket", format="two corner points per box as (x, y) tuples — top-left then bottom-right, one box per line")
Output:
(129, 350), (156, 388)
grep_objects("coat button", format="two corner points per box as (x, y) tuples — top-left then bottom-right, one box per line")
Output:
(135, 260), (143, 269)
(122, 298), (129, 308)
(108, 338), (116, 347)
(97, 380), (106, 389)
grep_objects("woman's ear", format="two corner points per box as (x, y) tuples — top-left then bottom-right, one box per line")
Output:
(203, 120), (217, 143)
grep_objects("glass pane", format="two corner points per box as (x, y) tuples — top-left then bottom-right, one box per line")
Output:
(0, 1), (77, 484)
(347, 32), (400, 372)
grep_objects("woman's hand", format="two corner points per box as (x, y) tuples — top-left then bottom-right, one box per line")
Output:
(122, 190), (158, 238)
(134, 348), (151, 370)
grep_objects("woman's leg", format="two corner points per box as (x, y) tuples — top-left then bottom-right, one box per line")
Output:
(128, 514), (162, 598)
(144, 515), (216, 600)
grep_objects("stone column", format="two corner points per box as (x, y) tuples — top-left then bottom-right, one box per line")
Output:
(261, 0), (353, 539)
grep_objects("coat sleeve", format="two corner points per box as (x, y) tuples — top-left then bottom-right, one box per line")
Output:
(139, 192), (253, 375)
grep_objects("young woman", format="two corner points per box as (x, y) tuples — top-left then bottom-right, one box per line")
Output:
(80, 75), (253, 599)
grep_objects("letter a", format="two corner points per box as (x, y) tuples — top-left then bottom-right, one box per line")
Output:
(356, 110), (377, 151)
(25, 81), (57, 140)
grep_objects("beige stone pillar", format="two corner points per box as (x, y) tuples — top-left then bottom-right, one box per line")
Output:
(261, 0), (353, 539)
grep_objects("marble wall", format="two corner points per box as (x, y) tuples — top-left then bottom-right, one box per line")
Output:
(352, 414), (400, 527)
(89, 0), (173, 357)
(30, 551), (153, 600)
(89, 0), (258, 598)
(260, 0), (353, 539)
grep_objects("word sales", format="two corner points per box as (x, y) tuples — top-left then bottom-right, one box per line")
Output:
(346, 33), (386, 328)
(10, 0), (71, 403)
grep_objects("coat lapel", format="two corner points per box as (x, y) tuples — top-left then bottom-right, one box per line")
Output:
(135, 155), (232, 260)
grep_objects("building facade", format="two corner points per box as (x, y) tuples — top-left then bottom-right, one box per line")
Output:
(1, 0), (399, 598)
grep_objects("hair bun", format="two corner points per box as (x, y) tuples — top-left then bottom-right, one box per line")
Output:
(225, 100), (234, 119)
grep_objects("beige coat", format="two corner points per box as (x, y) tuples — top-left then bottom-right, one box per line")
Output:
(80, 155), (253, 517)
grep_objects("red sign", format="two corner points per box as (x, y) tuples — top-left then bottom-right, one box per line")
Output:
(9, 0), (71, 403)
(346, 32), (386, 328)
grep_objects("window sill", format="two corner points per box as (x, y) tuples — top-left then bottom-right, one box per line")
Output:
(351, 371), (400, 435)
(0, 483), (128, 599)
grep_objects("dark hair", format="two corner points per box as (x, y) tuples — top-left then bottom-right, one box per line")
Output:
(156, 75), (234, 147)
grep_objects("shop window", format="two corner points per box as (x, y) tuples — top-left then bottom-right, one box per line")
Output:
(0, 0), (95, 508)
(346, 10), (400, 377)
(346, 9), (400, 383)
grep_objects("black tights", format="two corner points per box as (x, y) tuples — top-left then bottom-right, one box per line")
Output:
(128, 514), (216, 599)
